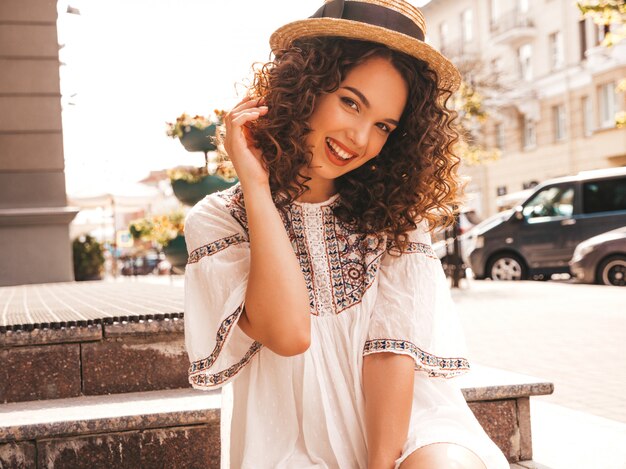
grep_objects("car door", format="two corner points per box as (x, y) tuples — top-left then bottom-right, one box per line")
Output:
(516, 184), (578, 269)
(577, 176), (626, 240)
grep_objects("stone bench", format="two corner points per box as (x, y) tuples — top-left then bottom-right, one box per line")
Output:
(0, 388), (221, 469)
(0, 366), (552, 468)
(1, 317), (189, 404)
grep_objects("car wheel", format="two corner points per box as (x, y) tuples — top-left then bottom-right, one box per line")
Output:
(487, 253), (527, 281)
(597, 255), (626, 286)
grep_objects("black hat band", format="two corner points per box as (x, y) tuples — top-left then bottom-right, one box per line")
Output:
(310, 0), (425, 42)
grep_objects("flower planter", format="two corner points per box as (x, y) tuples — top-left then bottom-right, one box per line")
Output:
(179, 125), (217, 153)
(171, 174), (238, 206)
(163, 234), (188, 272)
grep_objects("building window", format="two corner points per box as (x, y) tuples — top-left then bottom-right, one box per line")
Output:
(522, 117), (536, 149)
(549, 31), (564, 70)
(598, 82), (616, 128)
(579, 19), (588, 61)
(518, 0), (529, 13)
(495, 123), (505, 150)
(595, 23), (610, 46)
(439, 21), (449, 47)
(461, 9), (474, 42)
(582, 96), (593, 137)
(490, 0), (500, 22)
(553, 104), (566, 141)
(518, 43), (533, 81)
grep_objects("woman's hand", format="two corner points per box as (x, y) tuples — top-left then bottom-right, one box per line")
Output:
(223, 96), (269, 189)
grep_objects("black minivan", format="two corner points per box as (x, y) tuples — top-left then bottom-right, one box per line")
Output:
(467, 167), (626, 280)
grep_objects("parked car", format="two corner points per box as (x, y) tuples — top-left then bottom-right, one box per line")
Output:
(432, 209), (481, 261)
(569, 226), (626, 286)
(121, 252), (164, 276)
(466, 167), (626, 280)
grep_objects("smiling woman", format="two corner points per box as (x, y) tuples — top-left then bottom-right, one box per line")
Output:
(182, 1), (509, 468)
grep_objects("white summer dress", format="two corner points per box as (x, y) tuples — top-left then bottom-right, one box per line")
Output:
(184, 185), (509, 469)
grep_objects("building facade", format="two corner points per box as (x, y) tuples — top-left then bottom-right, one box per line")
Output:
(422, 0), (626, 216)
(0, 0), (77, 285)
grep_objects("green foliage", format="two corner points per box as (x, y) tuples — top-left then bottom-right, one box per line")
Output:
(165, 110), (225, 139)
(72, 235), (105, 281)
(577, 1), (625, 46)
(129, 211), (185, 247)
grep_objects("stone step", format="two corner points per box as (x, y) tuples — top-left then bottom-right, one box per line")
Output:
(0, 388), (221, 469)
(0, 365), (553, 468)
(1, 312), (189, 404)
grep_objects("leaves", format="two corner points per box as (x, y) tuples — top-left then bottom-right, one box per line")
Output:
(165, 110), (226, 139)
(128, 211), (186, 248)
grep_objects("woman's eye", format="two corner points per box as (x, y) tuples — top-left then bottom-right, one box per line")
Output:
(341, 97), (358, 111)
(376, 123), (391, 133)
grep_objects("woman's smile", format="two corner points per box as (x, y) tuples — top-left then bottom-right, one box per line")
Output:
(325, 137), (359, 166)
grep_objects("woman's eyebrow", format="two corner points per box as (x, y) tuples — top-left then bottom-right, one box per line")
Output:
(341, 86), (370, 108)
(340, 86), (400, 126)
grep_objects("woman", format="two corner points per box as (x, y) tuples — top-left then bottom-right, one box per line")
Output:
(184, 1), (509, 468)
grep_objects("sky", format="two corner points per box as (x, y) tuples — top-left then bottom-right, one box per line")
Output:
(57, 0), (429, 194)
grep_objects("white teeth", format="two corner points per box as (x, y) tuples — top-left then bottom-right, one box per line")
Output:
(326, 138), (355, 160)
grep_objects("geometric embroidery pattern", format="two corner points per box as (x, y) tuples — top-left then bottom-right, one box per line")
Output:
(215, 185), (440, 317)
(387, 240), (438, 259)
(188, 305), (263, 388)
(187, 233), (248, 264)
(284, 203), (386, 316)
(363, 338), (470, 378)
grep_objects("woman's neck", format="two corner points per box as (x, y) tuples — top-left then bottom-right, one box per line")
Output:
(295, 178), (337, 203)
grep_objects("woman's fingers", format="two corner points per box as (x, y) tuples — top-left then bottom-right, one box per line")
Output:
(229, 96), (265, 115)
(230, 107), (268, 127)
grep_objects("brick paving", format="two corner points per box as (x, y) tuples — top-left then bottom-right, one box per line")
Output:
(0, 281), (184, 331)
(452, 280), (626, 424)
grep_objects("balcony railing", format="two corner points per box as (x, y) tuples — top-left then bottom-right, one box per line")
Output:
(440, 38), (479, 59)
(490, 9), (535, 44)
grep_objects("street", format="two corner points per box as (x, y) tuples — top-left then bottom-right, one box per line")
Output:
(453, 279), (625, 422)
(453, 279), (626, 469)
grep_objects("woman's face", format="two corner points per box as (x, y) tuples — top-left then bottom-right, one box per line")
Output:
(303, 55), (408, 199)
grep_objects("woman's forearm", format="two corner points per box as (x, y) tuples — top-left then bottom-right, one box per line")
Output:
(237, 181), (311, 356)
(363, 353), (415, 469)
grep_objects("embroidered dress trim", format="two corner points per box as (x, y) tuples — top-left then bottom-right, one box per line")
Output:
(387, 241), (438, 259)
(187, 233), (248, 264)
(363, 338), (470, 378)
(189, 305), (262, 388)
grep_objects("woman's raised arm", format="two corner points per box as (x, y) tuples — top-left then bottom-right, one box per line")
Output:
(223, 97), (311, 357)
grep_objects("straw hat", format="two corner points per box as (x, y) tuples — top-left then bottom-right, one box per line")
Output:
(270, 0), (461, 92)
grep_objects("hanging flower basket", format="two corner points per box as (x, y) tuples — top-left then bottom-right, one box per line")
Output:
(179, 124), (218, 153)
(171, 173), (238, 206)
(162, 234), (188, 272)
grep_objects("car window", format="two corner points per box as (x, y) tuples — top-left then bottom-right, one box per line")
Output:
(583, 177), (626, 214)
(523, 186), (575, 220)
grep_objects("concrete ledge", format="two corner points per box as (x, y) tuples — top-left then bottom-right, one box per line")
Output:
(1, 319), (189, 403)
(0, 389), (220, 443)
(0, 325), (102, 347)
(458, 365), (553, 463)
(0, 389), (221, 469)
(458, 365), (554, 401)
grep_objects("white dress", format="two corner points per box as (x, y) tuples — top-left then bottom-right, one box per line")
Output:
(184, 185), (509, 469)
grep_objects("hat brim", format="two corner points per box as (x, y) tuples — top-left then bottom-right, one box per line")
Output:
(270, 18), (461, 92)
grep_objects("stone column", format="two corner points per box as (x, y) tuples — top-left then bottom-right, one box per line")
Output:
(0, 0), (78, 286)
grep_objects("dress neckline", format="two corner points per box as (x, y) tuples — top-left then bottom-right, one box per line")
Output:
(292, 193), (340, 208)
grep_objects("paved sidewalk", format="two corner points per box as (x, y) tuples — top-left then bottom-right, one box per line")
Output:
(450, 279), (626, 469)
(451, 279), (626, 423)
(530, 400), (626, 469)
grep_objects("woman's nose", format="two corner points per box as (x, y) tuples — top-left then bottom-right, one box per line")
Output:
(346, 124), (369, 152)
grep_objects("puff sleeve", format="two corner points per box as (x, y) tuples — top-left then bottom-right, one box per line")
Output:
(364, 222), (470, 378)
(183, 193), (261, 390)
